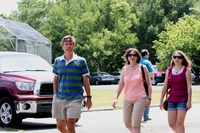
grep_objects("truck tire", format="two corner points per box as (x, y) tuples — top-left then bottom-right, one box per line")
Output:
(0, 97), (22, 128)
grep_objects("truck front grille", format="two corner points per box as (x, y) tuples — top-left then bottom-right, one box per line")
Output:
(39, 83), (53, 96)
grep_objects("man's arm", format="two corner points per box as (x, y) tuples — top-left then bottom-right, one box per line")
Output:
(149, 72), (154, 79)
(148, 61), (154, 79)
(53, 75), (58, 94)
(83, 75), (92, 110)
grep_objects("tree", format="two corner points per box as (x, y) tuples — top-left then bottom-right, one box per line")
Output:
(80, 0), (138, 72)
(128, 0), (198, 64)
(153, 15), (200, 82)
(42, 0), (138, 72)
(12, 0), (53, 32)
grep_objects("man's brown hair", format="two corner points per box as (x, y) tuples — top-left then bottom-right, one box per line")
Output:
(61, 35), (75, 45)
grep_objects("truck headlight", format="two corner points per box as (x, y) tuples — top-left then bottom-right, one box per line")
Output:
(16, 82), (35, 91)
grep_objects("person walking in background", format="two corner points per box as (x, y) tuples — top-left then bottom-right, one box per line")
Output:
(52, 35), (92, 133)
(112, 48), (152, 133)
(160, 50), (192, 133)
(141, 49), (154, 121)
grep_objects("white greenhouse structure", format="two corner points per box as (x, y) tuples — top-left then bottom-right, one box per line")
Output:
(0, 17), (52, 63)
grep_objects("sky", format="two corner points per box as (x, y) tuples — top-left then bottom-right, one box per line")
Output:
(0, 0), (20, 16)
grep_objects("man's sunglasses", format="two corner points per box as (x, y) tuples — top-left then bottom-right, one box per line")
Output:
(128, 54), (137, 57)
(173, 56), (183, 59)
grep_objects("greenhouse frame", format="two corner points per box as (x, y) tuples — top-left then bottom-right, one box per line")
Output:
(0, 17), (52, 63)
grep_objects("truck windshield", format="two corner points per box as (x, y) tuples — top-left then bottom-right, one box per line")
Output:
(0, 55), (52, 73)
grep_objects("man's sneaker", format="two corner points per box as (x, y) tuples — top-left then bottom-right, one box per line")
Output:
(144, 118), (152, 121)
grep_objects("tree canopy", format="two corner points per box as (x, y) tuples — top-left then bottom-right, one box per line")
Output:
(39, 0), (139, 72)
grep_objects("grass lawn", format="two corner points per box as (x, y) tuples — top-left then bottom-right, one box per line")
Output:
(89, 89), (200, 110)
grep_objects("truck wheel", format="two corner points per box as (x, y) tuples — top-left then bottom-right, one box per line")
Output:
(0, 97), (22, 128)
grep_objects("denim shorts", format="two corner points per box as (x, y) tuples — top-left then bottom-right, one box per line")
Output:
(168, 101), (187, 111)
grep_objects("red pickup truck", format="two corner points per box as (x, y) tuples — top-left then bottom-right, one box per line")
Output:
(0, 52), (54, 127)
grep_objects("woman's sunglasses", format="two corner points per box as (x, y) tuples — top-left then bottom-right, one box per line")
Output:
(128, 54), (137, 57)
(173, 56), (183, 59)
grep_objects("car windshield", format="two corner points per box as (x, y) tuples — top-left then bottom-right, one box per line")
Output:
(0, 54), (52, 73)
(111, 72), (121, 76)
(99, 72), (110, 75)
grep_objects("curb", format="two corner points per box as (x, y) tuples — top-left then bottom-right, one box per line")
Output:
(150, 104), (159, 107)
(82, 107), (114, 112)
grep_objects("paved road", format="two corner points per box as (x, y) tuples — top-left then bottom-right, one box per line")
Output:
(1, 104), (200, 133)
(78, 104), (200, 133)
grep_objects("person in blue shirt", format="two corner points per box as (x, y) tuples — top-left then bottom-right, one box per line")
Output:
(141, 49), (154, 121)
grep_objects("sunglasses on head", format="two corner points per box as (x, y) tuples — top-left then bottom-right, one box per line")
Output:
(63, 37), (73, 42)
(128, 54), (137, 57)
(173, 56), (183, 59)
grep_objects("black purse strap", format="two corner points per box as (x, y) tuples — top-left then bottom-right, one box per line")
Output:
(141, 65), (146, 82)
(141, 65), (149, 96)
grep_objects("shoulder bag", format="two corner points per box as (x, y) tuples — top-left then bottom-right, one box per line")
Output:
(163, 67), (172, 111)
(141, 65), (148, 96)
(163, 95), (168, 111)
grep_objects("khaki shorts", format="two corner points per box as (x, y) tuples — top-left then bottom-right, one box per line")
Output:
(123, 98), (146, 128)
(52, 95), (82, 120)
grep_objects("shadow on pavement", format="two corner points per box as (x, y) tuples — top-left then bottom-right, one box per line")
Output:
(19, 121), (57, 131)
(0, 119), (84, 132)
(20, 121), (83, 131)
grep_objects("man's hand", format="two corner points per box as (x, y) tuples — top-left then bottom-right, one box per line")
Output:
(86, 98), (92, 110)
